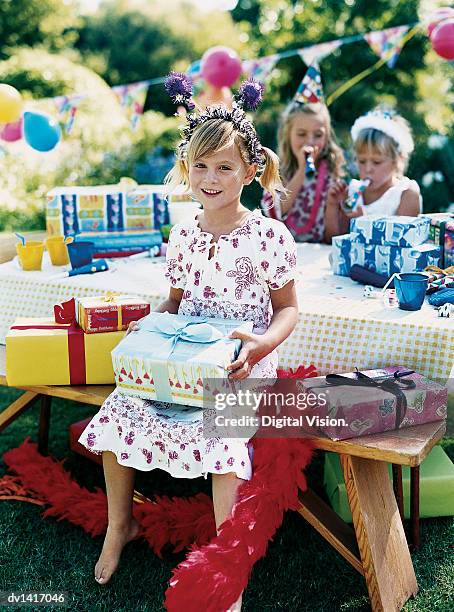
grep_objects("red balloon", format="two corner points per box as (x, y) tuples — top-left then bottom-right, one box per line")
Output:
(431, 19), (454, 60)
(428, 8), (454, 37)
(201, 46), (242, 88)
(0, 117), (22, 142)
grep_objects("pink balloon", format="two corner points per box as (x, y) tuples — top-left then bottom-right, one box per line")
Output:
(0, 117), (22, 142)
(201, 46), (242, 88)
(431, 19), (454, 60)
(428, 8), (454, 37)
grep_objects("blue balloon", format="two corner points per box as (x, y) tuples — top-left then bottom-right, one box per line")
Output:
(23, 111), (61, 152)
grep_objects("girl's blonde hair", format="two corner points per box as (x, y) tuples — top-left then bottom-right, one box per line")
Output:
(353, 115), (413, 175)
(166, 118), (284, 198)
(277, 101), (345, 181)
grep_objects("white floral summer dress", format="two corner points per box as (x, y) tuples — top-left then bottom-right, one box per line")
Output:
(79, 210), (297, 480)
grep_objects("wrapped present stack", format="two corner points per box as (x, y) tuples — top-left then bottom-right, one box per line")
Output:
(332, 215), (441, 276)
(6, 295), (150, 386)
(111, 312), (253, 408)
(420, 212), (454, 268)
(46, 183), (169, 257)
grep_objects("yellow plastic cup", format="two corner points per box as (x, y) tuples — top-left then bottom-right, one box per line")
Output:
(16, 241), (44, 271)
(46, 236), (70, 266)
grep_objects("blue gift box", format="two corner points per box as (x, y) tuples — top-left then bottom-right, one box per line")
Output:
(74, 230), (162, 257)
(111, 312), (254, 407)
(126, 187), (170, 231)
(332, 233), (441, 277)
(46, 184), (169, 237)
(350, 215), (430, 247)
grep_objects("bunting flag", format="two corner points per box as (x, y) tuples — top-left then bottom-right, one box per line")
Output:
(53, 94), (85, 134)
(112, 81), (149, 128)
(186, 60), (205, 96)
(294, 62), (324, 104)
(242, 54), (279, 82)
(364, 25), (410, 68)
(5, 20), (424, 143)
(186, 59), (202, 80)
(297, 40), (342, 66)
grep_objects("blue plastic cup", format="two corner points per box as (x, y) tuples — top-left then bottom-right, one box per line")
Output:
(394, 273), (428, 311)
(67, 241), (94, 269)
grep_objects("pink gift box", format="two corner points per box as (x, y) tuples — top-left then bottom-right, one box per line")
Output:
(298, 366), (447, 440)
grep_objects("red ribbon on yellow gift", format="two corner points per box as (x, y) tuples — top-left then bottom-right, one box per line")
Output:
(11, 321), (87, 385)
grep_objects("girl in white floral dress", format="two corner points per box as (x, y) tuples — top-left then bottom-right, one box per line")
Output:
(79, 76), (298, 609)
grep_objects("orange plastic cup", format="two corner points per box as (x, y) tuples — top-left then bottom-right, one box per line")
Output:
(16, 241), (44, 271)
(46, 235), (70, 266)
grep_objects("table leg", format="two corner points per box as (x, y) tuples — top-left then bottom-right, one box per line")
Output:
(392, 464), (405, 523)
(340, 454), (418, 612)
(0, 391), (39, 432)
(38, 395), (52, 456)
(410, 466), (420, 551)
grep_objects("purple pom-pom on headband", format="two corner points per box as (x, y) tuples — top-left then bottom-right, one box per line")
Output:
(164, 72), (195, 111)
(165, 72), (266, 173)
(236, 79), (264, 111)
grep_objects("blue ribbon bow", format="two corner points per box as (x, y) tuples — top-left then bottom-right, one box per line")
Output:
(136, 314), (236, 403)
(142, 315), (227, 359)
(325, 369), (416, 430)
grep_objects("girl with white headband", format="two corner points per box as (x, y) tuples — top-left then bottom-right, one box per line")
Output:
(335, 109), (421, 222)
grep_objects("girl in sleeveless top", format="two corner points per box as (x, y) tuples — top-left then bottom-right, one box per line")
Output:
(340, 109), (422, 225)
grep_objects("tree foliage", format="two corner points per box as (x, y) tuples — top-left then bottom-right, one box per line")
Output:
(74, 0), (245, 115)
(0, 48), (178, 230)
(0, 0), (80, 59)
(0, 0), (451, 217)
(231, 0), (453, 211)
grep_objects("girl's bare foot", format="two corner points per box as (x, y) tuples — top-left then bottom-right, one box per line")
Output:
(94, 518), (140, 584)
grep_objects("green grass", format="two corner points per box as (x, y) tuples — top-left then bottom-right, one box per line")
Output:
(0, 387), (453, 612)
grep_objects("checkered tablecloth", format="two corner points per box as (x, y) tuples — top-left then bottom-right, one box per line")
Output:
(0, 244), (453, 384)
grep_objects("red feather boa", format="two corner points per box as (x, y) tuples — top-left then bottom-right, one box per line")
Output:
(165, 437), (313, 611)
(2, 365), (317, 611)
(2, 439), (215, 551)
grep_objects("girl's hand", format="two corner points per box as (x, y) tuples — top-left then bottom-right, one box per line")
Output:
(341, 204), (364, 219)
(327, 179), (348, 208)
(226, 329), (271, 381)
(296, 145), (318, 171)
(125, 320), (140, 336)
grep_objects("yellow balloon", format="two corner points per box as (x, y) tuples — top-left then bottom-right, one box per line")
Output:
(0, 84), (23, 124)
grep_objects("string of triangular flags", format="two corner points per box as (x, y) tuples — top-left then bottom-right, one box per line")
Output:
(112, 81), (150, 129)
(53, 94), (86, 134)
(42, 22), (419, 134)
(292, 24), (416, 107)
(364, 24), (410, 69)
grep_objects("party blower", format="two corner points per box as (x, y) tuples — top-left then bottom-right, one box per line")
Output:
(343, 178), (371, 212)
(48, 259), (109, 280)
(305, 154), (316, 177)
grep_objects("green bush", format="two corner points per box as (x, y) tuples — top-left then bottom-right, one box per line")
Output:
(0, 48), (179, 231)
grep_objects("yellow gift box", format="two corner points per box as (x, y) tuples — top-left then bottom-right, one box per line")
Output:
(6, 317), (125, 386)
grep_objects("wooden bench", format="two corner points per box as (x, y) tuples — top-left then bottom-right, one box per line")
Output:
(0, 345), (446, 611)
(299, 420), (445, 611)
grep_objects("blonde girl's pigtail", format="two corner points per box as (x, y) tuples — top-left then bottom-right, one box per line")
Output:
(258, 146), (287, 199)
(164, 158), (190, 195)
